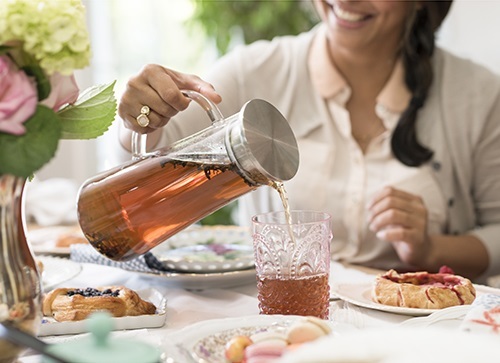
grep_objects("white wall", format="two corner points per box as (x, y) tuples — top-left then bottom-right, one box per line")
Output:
(438, 0), (500, 75)
(36, 0), (500, 186)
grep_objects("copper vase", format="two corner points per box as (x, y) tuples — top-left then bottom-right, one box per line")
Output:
(0, 174), (42, 363)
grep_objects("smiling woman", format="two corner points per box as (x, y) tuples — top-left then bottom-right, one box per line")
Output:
(115, 0), (500, 283)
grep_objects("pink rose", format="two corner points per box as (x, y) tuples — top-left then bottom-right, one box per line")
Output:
(41, 73), (80, 111)
(0, 56), (38, 135)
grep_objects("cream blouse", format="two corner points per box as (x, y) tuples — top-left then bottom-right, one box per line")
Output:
(303, 26), (447, 271)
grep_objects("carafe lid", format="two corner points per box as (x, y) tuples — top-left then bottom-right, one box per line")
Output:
(228, 99), (299, 183)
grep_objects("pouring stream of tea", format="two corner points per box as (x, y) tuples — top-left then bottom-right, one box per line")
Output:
(270, 181), (296, 245)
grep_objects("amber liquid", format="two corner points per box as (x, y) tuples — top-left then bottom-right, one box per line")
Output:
(257, 273), (330, 319)
(270, 181), (296, 244)
(77, 156), (256, 261)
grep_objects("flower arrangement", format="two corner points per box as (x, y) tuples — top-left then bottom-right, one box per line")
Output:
(0, 0), (116, 178)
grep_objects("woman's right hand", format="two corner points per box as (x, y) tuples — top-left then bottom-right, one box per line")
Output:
(118, 64), (222, 134)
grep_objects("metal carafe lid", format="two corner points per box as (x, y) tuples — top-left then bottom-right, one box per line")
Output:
(227, 99), (299, 184)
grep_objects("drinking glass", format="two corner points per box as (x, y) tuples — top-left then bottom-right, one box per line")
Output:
(252, 210), (332, 319)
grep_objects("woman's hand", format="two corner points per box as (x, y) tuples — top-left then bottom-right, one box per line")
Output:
(367, 186), (431, 267)
(118, 64), (222, 134)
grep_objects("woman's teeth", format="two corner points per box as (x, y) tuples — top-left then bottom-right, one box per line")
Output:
(333, 4), (366, 22)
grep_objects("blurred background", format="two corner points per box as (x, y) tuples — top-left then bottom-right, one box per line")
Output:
(26, 0), (500, 226)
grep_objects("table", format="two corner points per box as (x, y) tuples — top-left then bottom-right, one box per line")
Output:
(17, 260), (413, 363)
(19, 260), (496, 362)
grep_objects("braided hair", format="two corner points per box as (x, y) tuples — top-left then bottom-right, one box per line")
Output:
(391, 1), (453, 167)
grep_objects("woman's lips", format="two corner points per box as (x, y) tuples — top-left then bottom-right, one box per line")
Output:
(325, 1), (373, 26)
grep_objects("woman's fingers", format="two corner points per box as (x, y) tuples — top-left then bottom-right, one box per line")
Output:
(368, 187), (427, 230)
(367, 186), (431, 265)
(118, 64), (221, 133)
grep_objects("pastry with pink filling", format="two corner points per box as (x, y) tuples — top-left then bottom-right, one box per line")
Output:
(372, 266), (476, 309)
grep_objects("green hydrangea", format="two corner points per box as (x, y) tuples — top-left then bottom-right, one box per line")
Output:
(0, 0), (91, 75)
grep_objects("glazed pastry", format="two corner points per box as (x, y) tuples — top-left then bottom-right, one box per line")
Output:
(42, 286), (156, 322)
(372, 268), (476, 309)
(55, 232), (88, 248)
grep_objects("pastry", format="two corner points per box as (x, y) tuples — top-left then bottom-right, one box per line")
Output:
(35, 259), (44, 274)
(55, 230), (88, 248)
(42, 286), (156, 322)
(372, 268), (476, 309)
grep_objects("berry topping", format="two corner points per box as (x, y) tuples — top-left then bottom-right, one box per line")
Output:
(439, 265), (455, 275)
(66, 287), (120, 297)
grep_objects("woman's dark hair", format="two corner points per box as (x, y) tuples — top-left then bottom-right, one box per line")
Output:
(391, 1), (453, 167)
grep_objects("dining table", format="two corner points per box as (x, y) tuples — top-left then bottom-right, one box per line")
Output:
(17, 226), (500, 363)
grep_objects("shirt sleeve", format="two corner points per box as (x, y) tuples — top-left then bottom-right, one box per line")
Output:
(468, 89), (500, 278)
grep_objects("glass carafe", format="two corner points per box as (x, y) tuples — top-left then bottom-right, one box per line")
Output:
(77, 91), (299, 261)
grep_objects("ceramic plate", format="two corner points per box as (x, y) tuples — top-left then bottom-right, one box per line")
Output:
(39, 288), (167, 336)
(39, 256), (82, 291)
(166, 315), (347, 363)
(150, 226), (254, 273)
(399, 284), (500, 328)
(333, 282), (500, 317)
(138, 267), (256, 290)
(399, 304), (470, 329)
(278, 326), (500, 363)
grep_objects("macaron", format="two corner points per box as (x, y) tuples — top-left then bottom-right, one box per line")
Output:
(250, 331), (288, 344)
(244, 339), (288, 362)
(224, 335), (253, 363)
(286, 316), (332, 345)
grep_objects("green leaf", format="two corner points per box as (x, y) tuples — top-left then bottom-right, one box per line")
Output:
(0, 105), (61, 178)
(22, 64), (51, 101)
(57, 81), (117, 139)
(0, 45), (13, 55)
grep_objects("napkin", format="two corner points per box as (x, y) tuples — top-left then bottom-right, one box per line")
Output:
(70, 244), (175, 274)
(25, 178), (79, 226)
(459, 293), (500, 335)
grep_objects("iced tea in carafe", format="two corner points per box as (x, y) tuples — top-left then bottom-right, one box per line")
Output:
(77, 91), (299, 261)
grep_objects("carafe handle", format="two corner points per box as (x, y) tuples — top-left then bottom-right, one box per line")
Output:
(131, 90), (225, 159)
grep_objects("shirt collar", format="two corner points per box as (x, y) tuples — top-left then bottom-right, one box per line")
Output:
(308, 25), (411, 113)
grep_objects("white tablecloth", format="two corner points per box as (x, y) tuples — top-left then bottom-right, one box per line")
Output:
(17, 261), (462, 362)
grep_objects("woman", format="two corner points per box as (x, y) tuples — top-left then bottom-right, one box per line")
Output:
(118, 1), (500, 281)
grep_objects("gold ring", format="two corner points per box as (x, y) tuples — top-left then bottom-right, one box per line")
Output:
(136, 105), (151, 127)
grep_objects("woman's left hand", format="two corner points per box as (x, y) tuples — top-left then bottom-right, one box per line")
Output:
(367, 186), (431, 267)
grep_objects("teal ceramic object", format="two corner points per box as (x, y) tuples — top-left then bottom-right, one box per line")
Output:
(43, 312), (161, 363)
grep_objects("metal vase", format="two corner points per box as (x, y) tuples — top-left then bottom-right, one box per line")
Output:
(0, 175), (42, 363)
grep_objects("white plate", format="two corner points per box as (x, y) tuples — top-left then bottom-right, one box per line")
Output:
(399, 304), (470, 329)
(279, 327), (500, 362)
(150, 226), (254, 273)
(333, 281), (500, 317)
(165, 315), (350, 363)
(399, 284), (500, 328)
(39, 256), (82, 291)
(138, 267), (257, 290)
(39, 288), (167, 336)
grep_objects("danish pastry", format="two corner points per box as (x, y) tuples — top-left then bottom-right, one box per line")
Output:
(42, 286), (156, 322)
(372, 268), (476, 309)
(55, 230), (88, 248)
